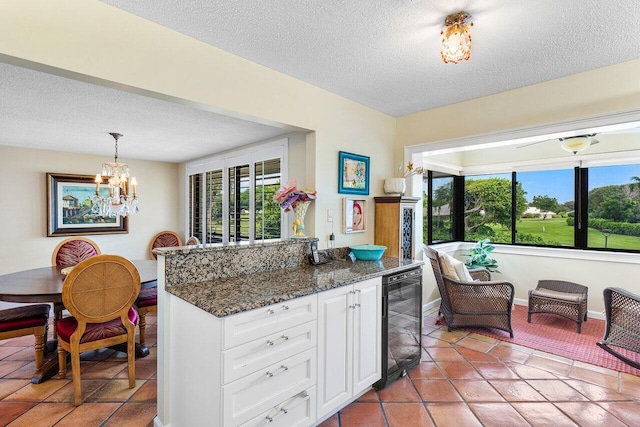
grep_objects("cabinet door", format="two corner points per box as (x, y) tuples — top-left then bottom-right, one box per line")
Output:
(316, 285), (353, 419)
(400, 204), (415, 260)
(352, 278), (382, 394)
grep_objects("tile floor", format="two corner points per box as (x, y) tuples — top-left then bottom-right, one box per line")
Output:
(2, 307), (640, 426)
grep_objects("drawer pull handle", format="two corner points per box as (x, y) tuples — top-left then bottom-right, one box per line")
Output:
(280, 408), (288, 415)
(280, 364), (288, 371)
(298, 390), (309, 399)
(265, 371), (274, 378)
(354, 303), (361, 308)
(267, 308), (275, 315)
(266, 340), (274, 346)
(282, 305), (289, 310)
(281, 334), (289, 341)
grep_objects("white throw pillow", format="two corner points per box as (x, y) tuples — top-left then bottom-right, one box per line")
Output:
(442, 252), (474, 282)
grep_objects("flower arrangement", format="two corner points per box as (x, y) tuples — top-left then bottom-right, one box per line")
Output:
(397, 162), (426, 178)
(273, 179), (317, 212)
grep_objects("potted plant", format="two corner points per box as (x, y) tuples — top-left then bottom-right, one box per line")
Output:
(465, 238), (499, 272)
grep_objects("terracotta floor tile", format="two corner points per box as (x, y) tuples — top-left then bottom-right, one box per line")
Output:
(413, 379), (462, 402)
(511, 402), (579, 426)
(427, 328), (468, 343)
(378, 376), (421, 402)
(451, 379), (505, 402)
(525, 379), (589, 401)
(3, 379), (67, 401)
(80, 348), (118, 362)
(338, 402), (386, 427)
(356, 388), (379, 402)
(458, 346), (500, 362)
(425, 402), (482, 427)
(86, 379), (143, 403)
(114, 358), (157, 380)
(383, 402), (434, 427)
(488, 345), (531, 364)
(101, 402), (157, 427)
(80, 361), (128, 379)
(0, 360), (29, 378)
(435, 361), (483, 379)
(620, 374), (640, 399)
(3, 361), (40, 380)
(129, 379), (156, 402)
(408, 362), (445, 380)
(43, 379), (106, 403)
(571, 360), (619, 378)
(598, 401), (640, 425)
(531, 349), (573, 365)
(505, 362), (559, 379)
(468, 402), (530, 426)
(565, 379), (630, 401)
(525, 354), (572, 377)
(456, 337), (495, 353)
(554, 401), (627, 426)
(0, 402), (36, 426)
(568, 365), (620, 390)
(421, 336), (452, 348)
(0, 379), (31, 399)
(425, 347), (464, 362)
(0, 346), (22, 359)
(3, 347), (36, 362)
(489, 380), (547, 402)
(54, 402), (120, 427)
(470, 362), (519, 379)
(317, 413), (339, 427)
(5, 402), (74, 427)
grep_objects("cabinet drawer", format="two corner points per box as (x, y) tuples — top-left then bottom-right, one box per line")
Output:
(223, 294), (317, 349)
(239, 386), (316, 427)
(223, 348), (316, 427)
(223, 320), (317, 384)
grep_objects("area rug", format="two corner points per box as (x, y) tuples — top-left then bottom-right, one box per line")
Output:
(438, 304), (640, 376)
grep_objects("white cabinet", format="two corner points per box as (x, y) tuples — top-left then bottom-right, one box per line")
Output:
(316, 277), (381, 419)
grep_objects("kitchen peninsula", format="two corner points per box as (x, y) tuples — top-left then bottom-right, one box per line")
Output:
(154, 239), (423, 427)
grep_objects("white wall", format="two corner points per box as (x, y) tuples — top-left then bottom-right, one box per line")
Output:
(0, 145), (179, 275)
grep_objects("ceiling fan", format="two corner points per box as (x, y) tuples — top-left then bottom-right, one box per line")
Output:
(517, 134), (599, 154)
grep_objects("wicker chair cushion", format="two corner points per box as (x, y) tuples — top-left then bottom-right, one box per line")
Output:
(531, 288), (583, 302)
(439, 252), (473, 282)
(136, 286), (157, 307)
(0, 305), (50, 332)
(57, 307), (138, 344)
(55, 240), (100, 267)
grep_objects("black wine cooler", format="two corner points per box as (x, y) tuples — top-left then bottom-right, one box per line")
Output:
(374, 266), (423, 389)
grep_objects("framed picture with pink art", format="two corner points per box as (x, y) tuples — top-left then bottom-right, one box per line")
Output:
(338, 151), (369, 195)
(343, 198), (367, 233)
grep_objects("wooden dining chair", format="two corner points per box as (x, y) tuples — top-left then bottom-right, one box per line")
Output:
(0, 305), (50, 369)
(51, 237), (101, 267)
(149, 230), (182, 259)
(57, 254), (140, 406)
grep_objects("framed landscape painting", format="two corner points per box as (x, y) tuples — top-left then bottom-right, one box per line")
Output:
(47, 172), (128, 236)
(338, 151), (369, 195)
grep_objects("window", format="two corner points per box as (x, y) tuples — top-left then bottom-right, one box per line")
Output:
(516, 169), (574, 247)
(464, 173), (514, 243)
(186, 139), (288, 244)
(587, 164), (640, 250)
(426, 174), (454, 243)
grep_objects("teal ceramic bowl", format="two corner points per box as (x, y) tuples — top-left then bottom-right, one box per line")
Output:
(349, 244), (387, 261)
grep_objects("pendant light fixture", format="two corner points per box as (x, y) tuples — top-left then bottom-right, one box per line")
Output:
(92, 132), (139, 217)
(441, 11), (473, 64)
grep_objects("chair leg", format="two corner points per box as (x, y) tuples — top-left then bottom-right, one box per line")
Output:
(138, 312), (147, 347)
(128, 336), (136, 388)
(57, 347), (67, 379)
(33, 326), (46, 369)
(71, 350), (83, 406)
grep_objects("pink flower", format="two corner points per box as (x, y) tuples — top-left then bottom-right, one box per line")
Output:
(274, 179), (316, 212)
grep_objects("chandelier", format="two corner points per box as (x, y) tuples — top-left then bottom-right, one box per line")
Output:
(441, 11), (473, 64)
(92, 132), (139, 217)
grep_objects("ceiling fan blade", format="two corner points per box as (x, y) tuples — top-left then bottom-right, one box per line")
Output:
(517, 138), (557, 149)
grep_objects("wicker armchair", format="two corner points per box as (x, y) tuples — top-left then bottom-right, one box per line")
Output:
(425, 247), (514, 337)
(597, 287), (640, 370)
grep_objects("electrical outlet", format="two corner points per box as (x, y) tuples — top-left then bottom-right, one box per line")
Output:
(327, 209), (334, 222)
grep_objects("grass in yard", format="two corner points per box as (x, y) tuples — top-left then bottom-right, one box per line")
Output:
(516, 217), (640, 250)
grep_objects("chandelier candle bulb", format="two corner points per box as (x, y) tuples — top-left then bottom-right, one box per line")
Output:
(94, 174), (102, 193)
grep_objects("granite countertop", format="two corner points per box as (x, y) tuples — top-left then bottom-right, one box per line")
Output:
(165, 256), (424, 317)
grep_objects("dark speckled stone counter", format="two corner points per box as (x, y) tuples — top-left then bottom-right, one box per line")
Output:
(156, 239), (423, 318)
(165, 256), (422, 317)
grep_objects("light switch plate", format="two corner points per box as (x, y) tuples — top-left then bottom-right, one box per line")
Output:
(327, 209), (335, 222)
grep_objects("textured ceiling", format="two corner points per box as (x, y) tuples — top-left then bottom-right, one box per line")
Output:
(1, 1), (639, 163)
(101, 0), (640, 116)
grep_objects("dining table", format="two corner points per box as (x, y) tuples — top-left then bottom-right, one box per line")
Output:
(0, 259), (157, 384)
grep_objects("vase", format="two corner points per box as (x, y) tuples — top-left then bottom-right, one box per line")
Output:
(384, 177), (406, 196)
(291, 201), (312, 239)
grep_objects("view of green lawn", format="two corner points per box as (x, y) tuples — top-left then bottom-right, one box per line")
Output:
(516, 217), (640, 249)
